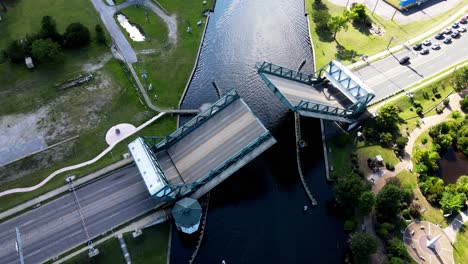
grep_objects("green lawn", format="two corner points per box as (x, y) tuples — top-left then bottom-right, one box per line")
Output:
(63, 238), (125, 264)
(133, 0), (214, 109)
(327, 133), (355, 179)
(395, 170), (416, 189)
(305, 0), (468, 68)
(454, 224), (468, 264)
(124, 222), (170, 264)
(0, 59), (176, 213)
(384, 0), (401, 9)
(117, 5), (169, 51)
(356, 143), (399, 169)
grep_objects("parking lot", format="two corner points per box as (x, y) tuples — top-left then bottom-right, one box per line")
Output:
(354, 15), (468, 103)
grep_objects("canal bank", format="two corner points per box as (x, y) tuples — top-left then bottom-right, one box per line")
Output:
(172, 0), (346, 262)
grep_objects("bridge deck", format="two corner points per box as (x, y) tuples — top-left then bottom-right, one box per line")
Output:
(157, 99), (268, 186)
(265, 74), (352, 109)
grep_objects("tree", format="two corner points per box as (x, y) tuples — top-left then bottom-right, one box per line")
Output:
(440, 190), (467, 214)
(95, 24), (106, 44)
(63, 23), (91, 48)
(451, 67), (468, 92)
(379, 132), (393, 147)
(327, 15), (349, 40)
(40, 16), (62, 43)
(334, 175), (367, 207)
(387, 238), (409, 260)
(458, 124), (468, 157)
(456, 176), (468, 196)
(376, 184), (403, 220)
(31, 38), (63, 62)
(349, 232), (378, 262)
(395, 136), (408, 155)
(3, 40), (27, 63)
(413, 149), (440, 172)
(434, 134), (453, 152)
(420, 177), (444, 203)
(358, 191), (375, 215)
(375, 105), (400, 132)
(349, 3), (368, 24)
(461, 95), (468, 112)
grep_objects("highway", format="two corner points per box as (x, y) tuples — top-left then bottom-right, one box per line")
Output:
(354, 30), (468, 102)
(0, 165), (155, 264)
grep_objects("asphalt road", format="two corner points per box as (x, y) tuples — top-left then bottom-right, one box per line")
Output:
(354, 29), (468, 102)
(0, 165), (156, 264)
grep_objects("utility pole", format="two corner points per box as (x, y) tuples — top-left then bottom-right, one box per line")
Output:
(15, 227), (25, 264)
(372, 0), (380, 15)
(386, 36), (394, 50)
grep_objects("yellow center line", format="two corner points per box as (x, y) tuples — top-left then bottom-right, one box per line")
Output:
(174, 112), (255, 174)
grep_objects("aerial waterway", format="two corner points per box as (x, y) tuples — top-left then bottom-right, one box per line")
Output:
(173, 0), (346, 262)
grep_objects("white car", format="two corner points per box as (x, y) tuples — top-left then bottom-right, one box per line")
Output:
(458, 27), (467, 33)
(431, 43), (441, 50)
(423, 39), (431, 46)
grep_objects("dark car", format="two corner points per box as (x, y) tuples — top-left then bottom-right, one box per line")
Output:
(399, 56), (410, 64)
(452, 31), (460, 38)
(413, 43), (423, 50)
(444, 37), (452, 44)
(434, 33), (444, 39)
(452, 22), (460, 29)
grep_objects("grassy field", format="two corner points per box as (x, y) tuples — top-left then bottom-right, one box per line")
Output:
(454, 224), (468, 264)
(327, 133), (355, 179)
(124, 222), (170, 264)
(133, 0), (213, 109)
(0, 59), (177, 212)
(395, 170), (446, 226)
(305, 0), (468, 68)
(117, 5), (169, 51)
(63, 237), (125, 264)
(356, 142), (399, 173)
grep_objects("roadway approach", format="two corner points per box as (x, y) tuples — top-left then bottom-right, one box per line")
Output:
(0, 90), (276, 264)
(0, 166), (154, 264)
(354, 32), (468, 102)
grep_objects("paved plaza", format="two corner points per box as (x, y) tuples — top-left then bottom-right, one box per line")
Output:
(404, 221), (454, 264)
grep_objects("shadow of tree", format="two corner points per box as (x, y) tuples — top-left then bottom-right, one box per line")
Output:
(335, 44), (359, 62)
(352, 20), (371, 36)
(311, 2), (334, 42)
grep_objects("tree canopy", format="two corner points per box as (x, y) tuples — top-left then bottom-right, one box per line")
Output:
(451, 67), (468, 92)
(440, 190), (467, 214)
(40, 16), (62, 43)
(63, 23), (91, 48)
(376, 183), (403, 219)
(350, 232), (378, 262)
(327, 15), (349, 40)
(358, 191), (375, 215)
(334, 175), (367, 207)
(375, 105), (400, 132)
(31, 38), (63, 62)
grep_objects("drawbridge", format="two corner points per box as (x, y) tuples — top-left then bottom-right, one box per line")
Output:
(128, 90), (276, 201)
(256, 60), (375, 122)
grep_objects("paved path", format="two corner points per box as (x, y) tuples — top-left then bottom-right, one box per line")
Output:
(370, 93), (462, 194)
(327, 0), (464, 24)
(0, 113), (166, 199)
(444, 209), (468, 242)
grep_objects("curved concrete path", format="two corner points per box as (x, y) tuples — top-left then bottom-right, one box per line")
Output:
(0, 113), (166, 197)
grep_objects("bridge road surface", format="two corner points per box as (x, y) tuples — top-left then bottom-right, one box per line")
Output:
(354, 32), (468, 102)
(0, 165), (155, 264)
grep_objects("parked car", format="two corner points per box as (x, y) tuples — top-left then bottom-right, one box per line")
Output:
(423, 39), (431, 46)
(431, 43), (440, 50)
(444, 37), (452, 44)
(444, 28), (452, 34)
(461, 17), (467, 24)
(399, 56), (410, 64)
(413, 43), (423, 50)
(434, 33), (444, 39)
(420, 48), (429, 55)
(452, 31), (460, 38)
(452, 22), (460, 28)
(458, 27), (467, 33)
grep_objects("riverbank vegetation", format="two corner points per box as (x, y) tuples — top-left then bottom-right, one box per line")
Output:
(305, 0), (468, 68)
(132, 0), (213, 109)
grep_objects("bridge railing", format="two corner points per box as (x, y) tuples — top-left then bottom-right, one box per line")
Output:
(296, 100), (354, 118)
(155, 90), (240, 150)
(154, 131), (273, 199)
(256, 61), (316, 85)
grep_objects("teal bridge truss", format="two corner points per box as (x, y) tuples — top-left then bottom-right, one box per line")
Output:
(129, 90), (276, 201)
(256, 60), (375, 122)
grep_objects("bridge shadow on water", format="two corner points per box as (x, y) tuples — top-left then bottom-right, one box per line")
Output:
(170, 113), (347, 263)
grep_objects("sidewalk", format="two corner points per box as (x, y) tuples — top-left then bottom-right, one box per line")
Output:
(444, 209), (468, 242)
(0, 158), (133, 221)
(347, 4), (468, 69)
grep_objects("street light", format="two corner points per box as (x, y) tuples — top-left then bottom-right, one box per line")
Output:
(15, 227), (25, 264)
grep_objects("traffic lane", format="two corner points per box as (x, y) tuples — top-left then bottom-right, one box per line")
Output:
(0, 166), (145, 262)
(0, 166), (138, 243)
(23, 191), (155, 264)
(355, 33), (468, 82)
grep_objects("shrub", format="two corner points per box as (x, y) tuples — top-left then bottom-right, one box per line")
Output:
(416, 107), (423, 115)
(409, 202), (421, 218)
(422, 91), (430, 100)
(435, 107), (444, 114)
(431, 86), (439, 94)
(421, 137), (428, 145)
(413, 100), (422, 108)
(452, 111), (462, 119)
(379, 132), (393, 147)
(434, 92), (441, 99)
(344, 220), (356, 232)
(443, 98), (450, 106)
(386, 162), (395, 171)
(409, 107), (414, 112)
(401, 209), (410, 219)
(31, 38), (63, 62)
(461, 95), (468, 112)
